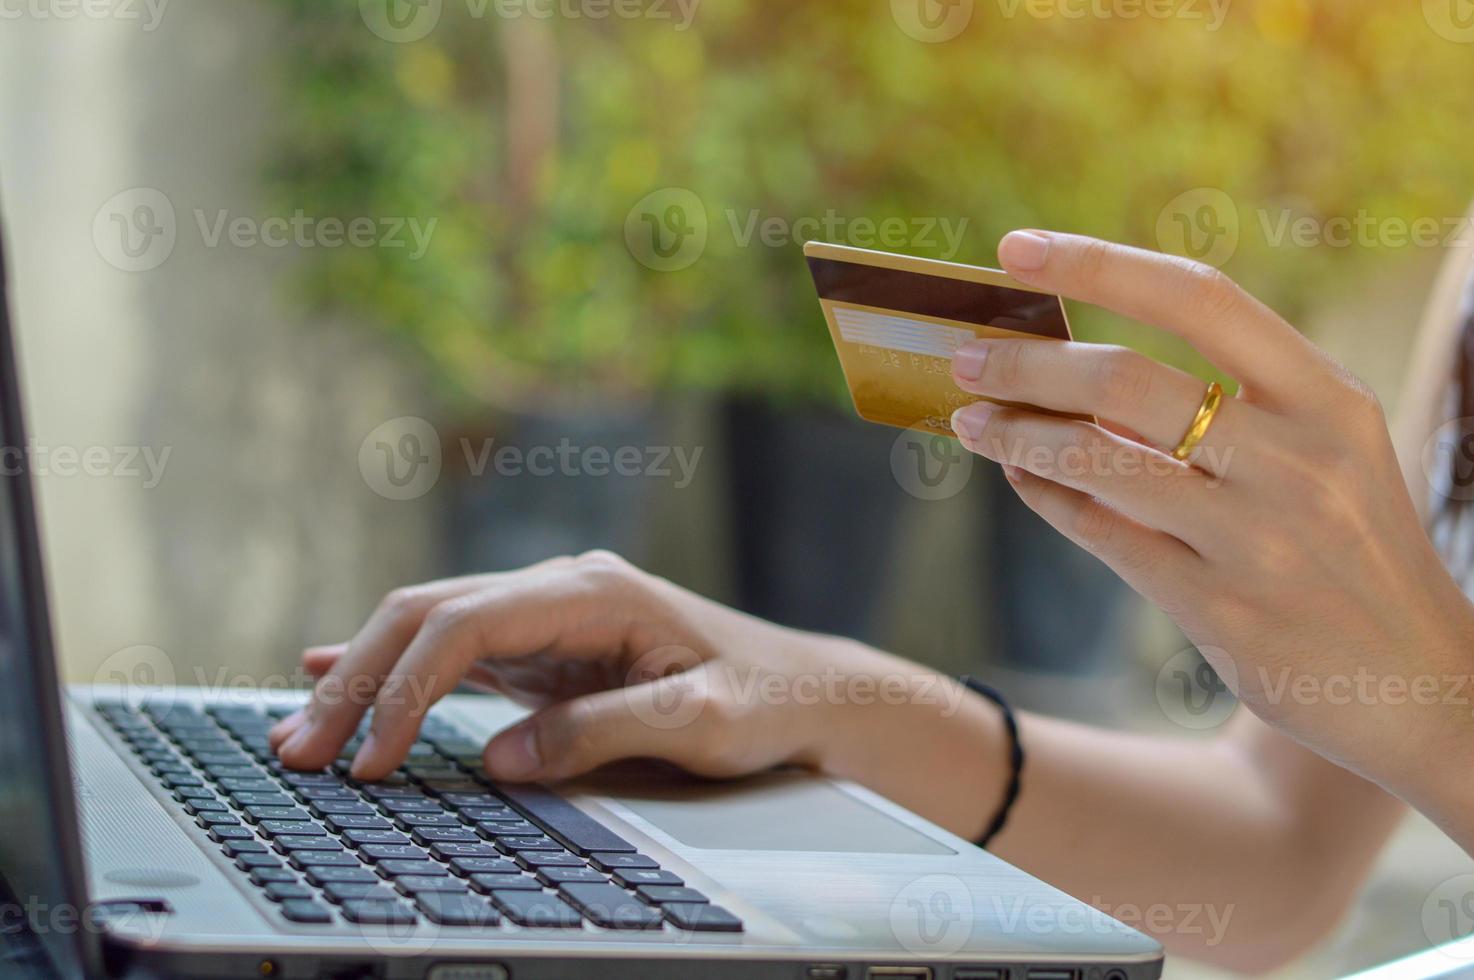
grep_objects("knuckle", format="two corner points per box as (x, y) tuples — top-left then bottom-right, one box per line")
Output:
(1092, 347), (1155, 412)
(1074, 237), (1114, 288)
(1071, 500), (1120, 551)
(575, 549), (638, 585)
(1176, 261), (1241, 323)
(379, 586), (426, 620)
(987, 341), (1029, 390)
(422, 596), (475, 637)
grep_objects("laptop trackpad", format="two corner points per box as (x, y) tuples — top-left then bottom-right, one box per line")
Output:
(603, 769), (954, 854)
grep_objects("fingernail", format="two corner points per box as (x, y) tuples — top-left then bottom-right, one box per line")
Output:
(349, 732), (379, 780)
(486, 725), (541, 781)
(952, 342), (989, 383)
(999, 231), (1051, 272)
(951, 402), (997, 443)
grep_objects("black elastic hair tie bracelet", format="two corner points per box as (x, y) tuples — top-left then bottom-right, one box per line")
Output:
(960, 676), (1024, 850)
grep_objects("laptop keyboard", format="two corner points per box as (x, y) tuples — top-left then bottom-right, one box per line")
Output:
(93, 700), (743, 934)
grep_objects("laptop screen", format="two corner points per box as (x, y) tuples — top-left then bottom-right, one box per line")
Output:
(0, 207), (94, 977)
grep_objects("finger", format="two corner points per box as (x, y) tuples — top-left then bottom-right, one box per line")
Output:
(483, 675), (714, 782)
(952, 339), (1253, 476)
(997, 231), (1325, 402)
(350, 554), (657, 779)
(1001, 464), (1202, 597)
(952, 401), (1225, 549)
(276, 572), (517, 770)
(303, 645), (345, 678)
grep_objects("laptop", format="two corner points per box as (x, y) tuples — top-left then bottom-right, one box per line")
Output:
(0, 205), (1165, 980)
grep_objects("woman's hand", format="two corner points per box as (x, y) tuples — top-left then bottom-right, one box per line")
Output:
(268, 553), (1000, 835)
(951, 230), (1474, 845)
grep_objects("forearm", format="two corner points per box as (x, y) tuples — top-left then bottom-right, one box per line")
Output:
(813, 657), (1403, 970)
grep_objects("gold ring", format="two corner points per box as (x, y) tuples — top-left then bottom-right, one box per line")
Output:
(1171, 381), (1224, 462)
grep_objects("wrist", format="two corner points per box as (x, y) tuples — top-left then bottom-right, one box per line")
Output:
(795, 640), (1012, 841)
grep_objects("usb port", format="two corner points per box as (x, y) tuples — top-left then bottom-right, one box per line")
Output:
(954, 970), (1007, 980)
(1025, 970), (1079, 980)
(867, 969), (933, 980)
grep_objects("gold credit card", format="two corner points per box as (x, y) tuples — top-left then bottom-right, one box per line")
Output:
(804, 241), (1075, 438)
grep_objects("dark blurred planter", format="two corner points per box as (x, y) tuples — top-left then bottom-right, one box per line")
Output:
(720, 396), (907, 643)
(441, 402), (671, 575)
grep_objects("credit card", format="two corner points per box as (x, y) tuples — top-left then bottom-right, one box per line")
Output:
(804, 241), (1075, 438)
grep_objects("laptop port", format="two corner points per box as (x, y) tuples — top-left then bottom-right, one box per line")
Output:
(1025, 970), (1079, 980)
(807, 967), (848, 980)
(867, 969), (933, 980)
(954, 970), (1007, 980)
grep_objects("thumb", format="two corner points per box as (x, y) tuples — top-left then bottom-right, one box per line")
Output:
(483, 670), (714, 782)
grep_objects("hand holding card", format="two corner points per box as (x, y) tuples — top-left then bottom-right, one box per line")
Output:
(803, 241), (1077, 437)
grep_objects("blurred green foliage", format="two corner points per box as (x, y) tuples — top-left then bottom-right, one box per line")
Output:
(270, 0), (1474, 409)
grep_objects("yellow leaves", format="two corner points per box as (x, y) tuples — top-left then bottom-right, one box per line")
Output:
(395, 44), (455, 107)
(1253, 0), (1312, 45)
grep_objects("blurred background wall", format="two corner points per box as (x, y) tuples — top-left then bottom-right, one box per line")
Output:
(2, 1), (1473, 976)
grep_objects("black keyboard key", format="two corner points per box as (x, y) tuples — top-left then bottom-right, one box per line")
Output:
(460, 807), (515, 822)
(440, 793), (500, 808)
(289, 852), (363, 870)
(274, 836), (344, 853)
(662, 903), (742, 932)
(207, 825), (255, 842)
(324, 815), (395, 834)
(393, 875), (469, 895)
(611, 869), (683, 888)
(514, 852), (585, 870)
(395, 812), (464, 828)
(162, 775), (206, 790)
(322, 883), (398, 904)
(558, 883), (663, 930)
(358, 844), (431, 863)
(260, 821), (327, 838)
(636, 885), (709, 905)
(475, 821), (541, 839)
(589, 853), (658, 872)
(279, 899), (333, 924)
(220, 840), (268, 857)
(375, 860), (447, 878)
(241, 806), (311, 824)
(536, 867), (608, 886)
(469, 873), (542, 894)
(339, 900), (416, 925)
(195, 812), (242, 827)
(488, 890), (584, 928)
(497, 784), (636, 856)
(411, 827), (479, 846)
(183, 799), (230, 815)
(496, 836), (562, 854)
(250, 868), (299, 885)
(296, 786), (358, 801)
(429, 842), (499, 862)
(379, 798), (445, 814)
(448, 856), (518, 877)
(230, 792), (296, 808)
(264, 883), (315, 902)
(305, 866), (380, 887)
(342, 828), (413, 848)
(309, 800), (377, 816)
(173, 787), (216, 801)
(415, 893), (498, 926)
(234, 853), (283, 871)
